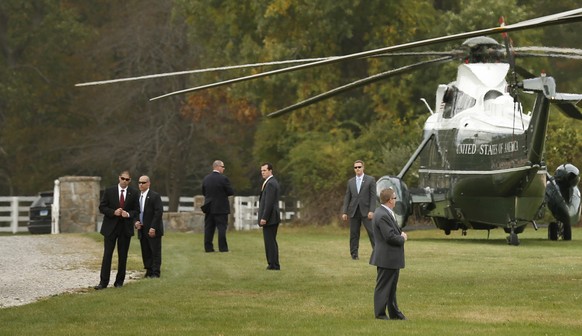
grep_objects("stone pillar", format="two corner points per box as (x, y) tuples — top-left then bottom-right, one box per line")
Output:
(58, 176), (101, 233)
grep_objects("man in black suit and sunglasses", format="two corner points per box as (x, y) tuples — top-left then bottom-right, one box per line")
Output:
(94, 170), (140, 290)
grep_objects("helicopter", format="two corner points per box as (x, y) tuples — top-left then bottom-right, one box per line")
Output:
(77, 8), (582, 245)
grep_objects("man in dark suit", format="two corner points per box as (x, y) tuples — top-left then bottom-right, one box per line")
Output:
(95, 170), (140, 290)
(258, 162), (281, 270)
(202, 160), (235, 252)
(370, 188), (408, 320)
(134, 175), (164, 278)
(342, 160), (376, 260)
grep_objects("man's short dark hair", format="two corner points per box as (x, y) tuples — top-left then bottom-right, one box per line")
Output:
(379, 188), (395, 204)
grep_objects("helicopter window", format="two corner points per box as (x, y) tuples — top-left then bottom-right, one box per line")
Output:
(483, 90), (503, 113)
(442, 86), (476, 118)
(484, 90), (503, 101)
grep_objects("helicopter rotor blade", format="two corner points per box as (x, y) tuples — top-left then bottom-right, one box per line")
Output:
(267, 56), (453, 118)
(516, 53), (582, 60)
(149, 8), (582, 101)
(75, 57), (336, 87)
(515, 46), (582, 56)
(372, 51), (456, 58)
(554, 101), (582, 120)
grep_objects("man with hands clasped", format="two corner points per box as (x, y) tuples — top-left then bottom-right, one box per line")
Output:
(95, 170), (140, 290)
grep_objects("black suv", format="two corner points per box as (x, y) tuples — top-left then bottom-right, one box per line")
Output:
(28, 191), (54, 234)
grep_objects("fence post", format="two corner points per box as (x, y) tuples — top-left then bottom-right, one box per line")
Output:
(10, 196), (18, 234)
(52, 179), (60, 234)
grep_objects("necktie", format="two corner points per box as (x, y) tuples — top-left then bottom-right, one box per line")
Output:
(139, 194), (144, 223)
(120, 189), (125, 208)
(356, 177), (362, 193)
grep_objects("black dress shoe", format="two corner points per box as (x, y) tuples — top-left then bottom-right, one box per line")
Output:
(94, 284), (106, 290)
(266, 266), (280, 270)
(351, 255), (359, 260)
(114, 283), (123, 288)
(392, 315), (407, 320)
(375, 316), (390, 320)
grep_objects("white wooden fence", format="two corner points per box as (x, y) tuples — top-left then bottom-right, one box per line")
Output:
(0, 196), (37, 233)
(160, 196), (195, 212)
(233, 196), (301, 230)
(0, 195), (300, 234)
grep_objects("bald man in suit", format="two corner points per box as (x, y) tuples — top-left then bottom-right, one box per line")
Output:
(202, 160), (235, 252)
(134, 175), (164, 278)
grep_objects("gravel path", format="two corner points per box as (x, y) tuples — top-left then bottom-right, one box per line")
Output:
(0, 234), (137, 309)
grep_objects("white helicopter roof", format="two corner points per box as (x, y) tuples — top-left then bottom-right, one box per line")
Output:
(424, 62), (531, 134)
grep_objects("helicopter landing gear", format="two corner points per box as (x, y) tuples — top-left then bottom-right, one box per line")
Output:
(506, 224), (520, 246)
(506, 232), (520, 246)
(548, 221), (571, 241)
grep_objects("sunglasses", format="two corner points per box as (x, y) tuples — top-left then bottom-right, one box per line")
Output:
(354, 166), (362, 169)
(119, 177), (131, 181)
(138, 181), (148, 184)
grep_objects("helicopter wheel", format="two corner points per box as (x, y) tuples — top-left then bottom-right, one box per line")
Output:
(506, 232), (520, 246)
(562, 221), (572, 241)
(548, 222), (559, 241)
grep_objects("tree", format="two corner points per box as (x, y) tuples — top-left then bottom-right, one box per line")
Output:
(0, 0), (90, 195)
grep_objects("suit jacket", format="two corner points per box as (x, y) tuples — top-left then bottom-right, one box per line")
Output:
(342, 174), (377, 217)
(139, 189), (164, 238)
(202, 171), (235, 214)
(99, 185), (140, 238)
(258, 176), (280, 226)
(369, 206), (405, 269)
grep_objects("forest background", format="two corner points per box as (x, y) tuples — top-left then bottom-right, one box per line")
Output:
(1, 0), (581, 223)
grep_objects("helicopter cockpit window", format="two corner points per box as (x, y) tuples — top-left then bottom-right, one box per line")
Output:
(442, 86), (476, 118)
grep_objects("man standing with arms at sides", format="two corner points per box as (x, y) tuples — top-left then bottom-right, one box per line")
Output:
(258, 162), (281, 270)
(370, 188), (407, 321)
(134, 175), (164, 278)
(202, 160), (234, 252)
(95, 170), (140, 290)
(342, 160), (376, 260)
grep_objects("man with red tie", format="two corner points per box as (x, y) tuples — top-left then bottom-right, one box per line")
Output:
(94, 170), (140, 290)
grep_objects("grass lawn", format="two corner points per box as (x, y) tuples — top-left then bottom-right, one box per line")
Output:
(1, 225), (581, 335)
